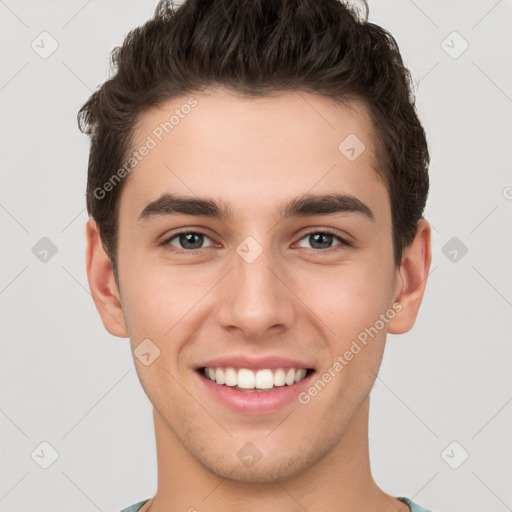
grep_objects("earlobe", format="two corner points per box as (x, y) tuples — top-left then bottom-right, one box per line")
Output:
(85, 218), (128, 338)
(387, 219), (432, 335)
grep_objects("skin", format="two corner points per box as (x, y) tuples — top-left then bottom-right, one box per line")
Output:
(86, 88), (431, 512)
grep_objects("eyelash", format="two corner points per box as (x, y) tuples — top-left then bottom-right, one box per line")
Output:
(160, 229), (351, 254)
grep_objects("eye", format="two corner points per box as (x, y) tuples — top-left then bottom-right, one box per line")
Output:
(160, 229), (351, 254)
(162, 231), (215, 251)
(296, 230), (350, 250)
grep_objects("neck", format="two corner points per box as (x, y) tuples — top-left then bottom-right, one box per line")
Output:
(142, 398), (403, 512)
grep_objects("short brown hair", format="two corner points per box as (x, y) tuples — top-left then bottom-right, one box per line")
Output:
(78, 0), (429, 284)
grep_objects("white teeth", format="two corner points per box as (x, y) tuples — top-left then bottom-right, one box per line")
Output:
(224, 367), (237, 387)
(285, 368), (295, 385)
(237, 368), (255, 389)
(215, 367), (225, 385)
(294, 368), (307, 383)
(273, 368), (286, 387)
(255, 369), (274, 389)
(203, 366), (310, 389)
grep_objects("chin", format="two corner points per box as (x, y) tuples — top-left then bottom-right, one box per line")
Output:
(193, 441), (329, 484)
(203, 457), (305, 484)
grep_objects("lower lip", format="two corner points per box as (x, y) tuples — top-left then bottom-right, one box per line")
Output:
(196, 370), (315, 414)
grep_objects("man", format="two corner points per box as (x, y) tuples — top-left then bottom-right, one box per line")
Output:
(79, 0), (433, 510)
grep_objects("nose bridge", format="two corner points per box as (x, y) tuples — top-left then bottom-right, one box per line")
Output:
(215, 237), (295, 338)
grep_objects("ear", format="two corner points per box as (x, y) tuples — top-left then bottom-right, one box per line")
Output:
(387, 219), (432, 335)
(85, 217), (128, 338)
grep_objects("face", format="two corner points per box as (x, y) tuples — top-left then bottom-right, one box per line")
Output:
(102, 89), (407, 482)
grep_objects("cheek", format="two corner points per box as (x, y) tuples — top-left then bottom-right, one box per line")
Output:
(118, 263), (173, 342)
(120, 259), (214, 352)
(296, 260), (394, 338)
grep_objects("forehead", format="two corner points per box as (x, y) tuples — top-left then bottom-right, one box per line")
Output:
(121, 88), (388, 223)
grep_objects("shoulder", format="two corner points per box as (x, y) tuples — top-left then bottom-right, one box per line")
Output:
(118, 499), (150, 512)
(397, 496), (436, 512)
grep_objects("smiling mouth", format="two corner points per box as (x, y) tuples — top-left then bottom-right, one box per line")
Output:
(199, 366), (315, 392)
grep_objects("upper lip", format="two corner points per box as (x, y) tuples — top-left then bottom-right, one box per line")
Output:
(195, 355), (315, 371)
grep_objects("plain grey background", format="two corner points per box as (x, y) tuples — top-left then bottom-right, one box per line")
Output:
(1, 1), (511, 511)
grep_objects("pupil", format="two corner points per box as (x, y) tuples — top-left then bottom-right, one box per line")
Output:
(310, 233), (332, 249)
(181, 233), (203, 249)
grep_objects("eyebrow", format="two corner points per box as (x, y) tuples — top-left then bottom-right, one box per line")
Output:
(138, 192), (375, 222)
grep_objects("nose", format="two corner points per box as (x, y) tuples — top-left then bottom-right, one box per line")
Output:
(215, 243), (296, 340)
